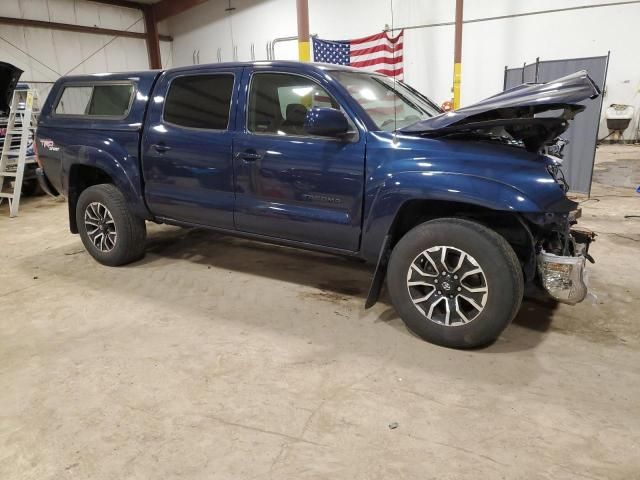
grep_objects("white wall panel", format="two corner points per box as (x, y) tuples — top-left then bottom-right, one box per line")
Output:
(0, 1), (21, 18)
(160, 40), (173, 70)
(17, 0), (51, 22)
(0, 24), (35, 79)
(47, 0), (79, 24)
(168, 0), (640, 140)
(0, 0), (174, 104)
(102, 37), (131, 73)
(50, 29), (82, 75)
(121, 37), (150, 71)
(23, 26), (59, 75)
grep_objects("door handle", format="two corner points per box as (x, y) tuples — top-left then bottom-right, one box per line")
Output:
(152, 143), (171, 153)
(235, 151), (263, 162)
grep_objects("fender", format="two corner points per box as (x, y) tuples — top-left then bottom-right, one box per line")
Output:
(361, 172), (551, 308)
(361, 171), (543, 262)
(59, 130), (152, 226)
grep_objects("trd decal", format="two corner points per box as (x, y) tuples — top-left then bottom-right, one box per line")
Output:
(39, 139), (60, 152)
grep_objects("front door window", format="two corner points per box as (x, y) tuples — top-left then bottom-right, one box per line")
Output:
(247, 73), (340, 136)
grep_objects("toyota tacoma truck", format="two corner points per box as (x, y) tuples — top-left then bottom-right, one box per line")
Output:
(35, 61), (597, 348)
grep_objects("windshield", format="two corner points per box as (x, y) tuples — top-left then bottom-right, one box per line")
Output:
(329, 71), (441, 131)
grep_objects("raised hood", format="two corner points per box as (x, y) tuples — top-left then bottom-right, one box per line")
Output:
(0, 62), (24, 114)
(400, 70), (601, 151)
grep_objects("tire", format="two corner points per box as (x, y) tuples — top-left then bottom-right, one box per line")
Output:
(21, 179), (42, 197)
(386, 218), (524, 349)
(76, 184), (146, 266)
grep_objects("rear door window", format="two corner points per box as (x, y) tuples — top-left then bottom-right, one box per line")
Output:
(163, 74), (234, 130)
(55, 83), (133, 117)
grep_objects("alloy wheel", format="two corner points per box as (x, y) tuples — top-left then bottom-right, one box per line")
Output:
(406, 246), (489, 326)
(84, 202), (117, 252)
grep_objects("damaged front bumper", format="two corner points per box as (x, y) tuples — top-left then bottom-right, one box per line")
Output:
(525, 210), (596, 305)
(537, 225), (595, 304)
(537, 249), (588, 304)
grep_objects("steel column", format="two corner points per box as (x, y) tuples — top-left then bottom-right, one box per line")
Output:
(296, 0), (311, 61)
(143, 6), (162, 69)
(452, 0), (463, 109)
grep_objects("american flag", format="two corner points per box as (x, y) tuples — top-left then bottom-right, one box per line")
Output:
(312, 30), (404, 80)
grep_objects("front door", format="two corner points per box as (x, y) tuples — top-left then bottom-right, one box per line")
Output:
(142, 67), (241, 228)
(233, 69), (366, 251)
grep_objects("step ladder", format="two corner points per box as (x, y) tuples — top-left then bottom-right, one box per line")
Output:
(0, 88), (39, 218)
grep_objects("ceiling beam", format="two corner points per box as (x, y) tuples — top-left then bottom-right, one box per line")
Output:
(86, 0), (144, 10)
(153, 0), (209, 22)
(0, 16), (172, 41)
(143, 5), (162, 69)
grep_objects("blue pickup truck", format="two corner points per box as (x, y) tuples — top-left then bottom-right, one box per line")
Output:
(33, 61), (598, 348)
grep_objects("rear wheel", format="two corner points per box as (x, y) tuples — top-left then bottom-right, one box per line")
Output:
(76, 184), (146, 266)
(387, 218), (524, 348)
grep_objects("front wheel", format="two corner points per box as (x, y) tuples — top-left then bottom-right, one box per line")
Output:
(387, 218), (524, 348)
(76, 184), (147, 266)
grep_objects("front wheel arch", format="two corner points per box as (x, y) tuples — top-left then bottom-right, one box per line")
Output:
(364, 200), (535, 309)
(386, 217), (524, 348)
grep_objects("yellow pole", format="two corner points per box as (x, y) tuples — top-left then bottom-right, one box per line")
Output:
(453, 62), (461, 109)
(299, 41), (310, 61)
(297, 0), (311, 61)
(452, 0), (463, 109)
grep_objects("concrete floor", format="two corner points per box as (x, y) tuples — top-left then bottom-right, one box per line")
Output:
(1, 144), (639, 479)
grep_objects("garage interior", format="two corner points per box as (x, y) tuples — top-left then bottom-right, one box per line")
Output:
(1, 1), (640, 478)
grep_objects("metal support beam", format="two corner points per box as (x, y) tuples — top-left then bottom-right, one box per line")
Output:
(143, 6), (162, 69)
(153, 0), (209, 22)
(86, 0), (143, 10)
(0, 16), (172, 42)
(452, 0), (463, 109)
(296, 0), (310, 61)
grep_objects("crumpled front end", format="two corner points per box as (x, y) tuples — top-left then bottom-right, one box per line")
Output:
(399, 70), (600, 153)
(525, 209), (596, 304)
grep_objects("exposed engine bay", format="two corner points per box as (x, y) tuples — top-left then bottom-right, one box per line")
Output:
(408, 105), (583, 152)
(401, 70), (601, 154)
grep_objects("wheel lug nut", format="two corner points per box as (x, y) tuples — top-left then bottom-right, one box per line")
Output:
(457, 287), (462, 291)
(441, 272), (446, 276)
(437, 291), (442, 295)
(454, 275), (458, 279)
(434, 279), (438, 283)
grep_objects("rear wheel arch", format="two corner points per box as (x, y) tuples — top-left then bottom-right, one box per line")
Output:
(68, 164), (114, 233)
(76, 184), (146, 266)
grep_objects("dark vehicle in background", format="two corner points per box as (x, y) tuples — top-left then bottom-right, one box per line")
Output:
(35, 61), (597, 348)
(0, 61), (40, 196)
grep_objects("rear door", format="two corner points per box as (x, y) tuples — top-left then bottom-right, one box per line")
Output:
(142, 67), (241, 228)
(233, 67), (366, 251)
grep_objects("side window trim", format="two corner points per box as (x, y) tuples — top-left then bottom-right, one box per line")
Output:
(53, 81), (135, 119)
(245, 70), (358, 141)
(161, 71), (236, 132)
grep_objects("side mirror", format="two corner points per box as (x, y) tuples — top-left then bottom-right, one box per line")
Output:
(304, 107), (349, 137)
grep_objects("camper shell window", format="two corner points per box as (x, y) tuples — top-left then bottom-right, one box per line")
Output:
(54, 83), (134, 118)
